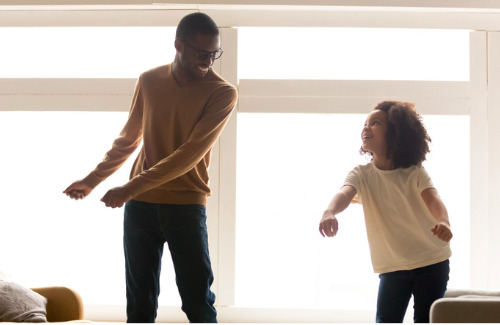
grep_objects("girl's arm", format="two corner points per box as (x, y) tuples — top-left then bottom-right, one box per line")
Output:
(421, 188), (453, 242)
(319, 185), (357, 237)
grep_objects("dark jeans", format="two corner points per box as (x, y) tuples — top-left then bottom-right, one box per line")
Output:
(123, 200), (217, 323)
(376, 259), (450, 323)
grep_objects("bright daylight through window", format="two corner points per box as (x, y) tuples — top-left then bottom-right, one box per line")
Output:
(238, 27), (469, 80)
(0, 26), (470, 315)
(0, 27), (181, 306)
(236, 27), (470, 312)
(0, 27), (176, 78)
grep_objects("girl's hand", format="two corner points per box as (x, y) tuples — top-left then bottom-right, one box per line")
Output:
(319, 186), (355, 237)
(319, 212), (339, 237)
(431, 222), (453, 242)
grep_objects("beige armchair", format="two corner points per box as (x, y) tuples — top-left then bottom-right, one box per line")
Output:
(31, 286), (84, 322)
(430, 289), (500, 323)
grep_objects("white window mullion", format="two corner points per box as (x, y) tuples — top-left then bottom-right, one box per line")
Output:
(0, 78), (134, 111)
(486, 32), (500, 289)
(238, 79), (470, 115)
(469, 31), (489, 289)
(213, 27), (238, 307)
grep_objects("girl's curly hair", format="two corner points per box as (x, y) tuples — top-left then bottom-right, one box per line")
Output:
(360, 100), (431, 168)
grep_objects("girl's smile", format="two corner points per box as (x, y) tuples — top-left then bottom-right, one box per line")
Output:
(361, 109), (393, 170)
(361, 110), (388, 152)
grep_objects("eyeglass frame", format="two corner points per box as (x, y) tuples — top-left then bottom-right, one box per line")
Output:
(180, 40), (224, 62)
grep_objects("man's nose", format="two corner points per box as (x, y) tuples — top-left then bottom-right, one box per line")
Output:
(203, 55), (214, 66)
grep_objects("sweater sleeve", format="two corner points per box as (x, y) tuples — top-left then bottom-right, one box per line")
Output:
(123, 85), (238, 197)
(82, 78), (144, 189)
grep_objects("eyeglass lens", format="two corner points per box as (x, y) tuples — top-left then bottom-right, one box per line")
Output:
(197, 49), (223, 61)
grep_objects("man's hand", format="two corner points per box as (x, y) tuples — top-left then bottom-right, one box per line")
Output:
(319, 212), (339, 237)
(101, 186), (132, 208)
(63, 180), (93, 200)
(431, 222), (453, 242)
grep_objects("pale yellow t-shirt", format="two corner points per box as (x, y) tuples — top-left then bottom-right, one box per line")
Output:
(344, 163), (452, 274)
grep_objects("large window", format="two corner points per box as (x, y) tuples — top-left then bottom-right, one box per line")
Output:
(238, 27), (469, 80)
(0, 27), (176, 78)
(235, 113), (469, 311)
(235, 27), (470, 315)
(0, 21), (480, 323)
(0, 111), (183, 306)
(0, 26), (181, 308)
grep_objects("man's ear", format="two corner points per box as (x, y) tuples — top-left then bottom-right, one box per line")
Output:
(174, 39), (184, 52)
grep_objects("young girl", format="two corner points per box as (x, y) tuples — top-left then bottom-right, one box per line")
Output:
(319, 100), (453, 323)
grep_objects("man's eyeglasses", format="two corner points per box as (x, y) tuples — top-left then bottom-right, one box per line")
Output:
(183, 42), (224, 61)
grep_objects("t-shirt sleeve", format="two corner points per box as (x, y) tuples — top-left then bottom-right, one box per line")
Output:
(343, 168), (362, 204)
(417, 166), (435, 193)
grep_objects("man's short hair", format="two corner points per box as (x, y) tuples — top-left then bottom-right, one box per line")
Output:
(176, 12), (219, 42)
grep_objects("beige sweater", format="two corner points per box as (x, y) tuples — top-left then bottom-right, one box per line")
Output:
(83, 64), (238, 205)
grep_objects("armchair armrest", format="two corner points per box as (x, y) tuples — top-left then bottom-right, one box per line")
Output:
(31, 286), (84, 322)
(430, 296), (500, 323)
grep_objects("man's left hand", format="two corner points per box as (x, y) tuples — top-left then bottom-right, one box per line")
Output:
(101, 186), (132, 208)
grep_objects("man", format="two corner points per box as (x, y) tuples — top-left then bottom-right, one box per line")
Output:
(63, 12), (238, 323)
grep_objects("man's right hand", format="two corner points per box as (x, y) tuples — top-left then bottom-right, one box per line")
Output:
(63, 180), (93, 200)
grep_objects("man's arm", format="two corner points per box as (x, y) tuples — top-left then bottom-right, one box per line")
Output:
(63, 180), (93, 200)
(122, 85), (238, 199)
(63, 78), (144, 202)
(100, 186), (132, 208)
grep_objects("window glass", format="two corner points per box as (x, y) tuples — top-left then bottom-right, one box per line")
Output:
(235, 113), (469, 310)
(0, 111), (181, 306)
(238, 28), (470, 81)
(0, 27), (176, 78)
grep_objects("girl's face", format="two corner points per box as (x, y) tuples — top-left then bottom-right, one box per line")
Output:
(361, 109), (388, 157)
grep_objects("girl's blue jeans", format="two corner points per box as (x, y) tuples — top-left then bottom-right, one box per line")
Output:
(123, 200), (217, 323)
(376, 259), (450, 323)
